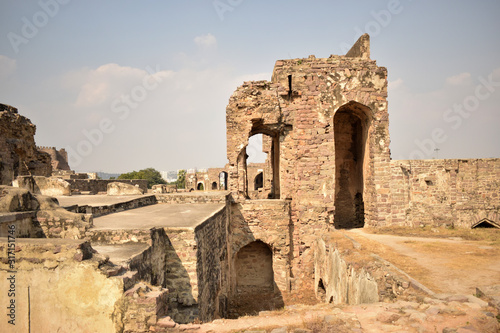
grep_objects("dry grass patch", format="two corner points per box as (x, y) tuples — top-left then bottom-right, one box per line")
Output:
(403, 240), (500, 271)
(343, 232), (439, 291)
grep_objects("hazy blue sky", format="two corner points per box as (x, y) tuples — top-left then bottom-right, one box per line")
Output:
(1, 0), (499, 173)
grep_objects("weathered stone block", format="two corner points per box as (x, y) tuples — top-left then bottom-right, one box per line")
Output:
(107, 182), (145, 196)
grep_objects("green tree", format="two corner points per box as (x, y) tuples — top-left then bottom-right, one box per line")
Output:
(118, 167), (166, 189)
(176, 169), (186, 189)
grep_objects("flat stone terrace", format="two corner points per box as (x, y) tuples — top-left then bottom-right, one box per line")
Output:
(92, 203), (225, 230)
(56, 194), (158, 218)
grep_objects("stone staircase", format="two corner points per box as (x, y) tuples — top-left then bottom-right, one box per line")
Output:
(94, 242), (177, 332)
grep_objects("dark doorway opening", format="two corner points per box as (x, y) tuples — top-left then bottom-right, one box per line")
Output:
(317, 279), (326, 302)
(254, 172), (263, 191)
(334, 103), (370, 229)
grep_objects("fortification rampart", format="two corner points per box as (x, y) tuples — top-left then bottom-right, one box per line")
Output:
(390, 158), (500, 228)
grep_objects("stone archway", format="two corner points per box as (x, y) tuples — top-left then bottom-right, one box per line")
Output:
(238, 128), (281, 199)
(333, 102), (371, 229)
(229, 240), (283, 318)
(219, 171), (228, 190)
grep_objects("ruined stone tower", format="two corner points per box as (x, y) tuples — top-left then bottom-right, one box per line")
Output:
(226, 34), (392, 289)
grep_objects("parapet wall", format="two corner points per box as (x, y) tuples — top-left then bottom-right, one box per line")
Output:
(390, 158), (500, 228)
(194, 205), (229, 322)
(156, 192), (230, 204)
(161, 228), (199, 323)
(66, 195), (157, 218)
(66, 179), (148, 194)
(0, 186), (93, 239)
(314, 232), (424, 306)
(0, 238), (124, 333)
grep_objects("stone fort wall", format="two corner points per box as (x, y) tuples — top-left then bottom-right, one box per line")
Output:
(389, 158), (500, 228)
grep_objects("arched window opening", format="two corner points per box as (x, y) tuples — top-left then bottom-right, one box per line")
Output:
(197, 182), (204, 191)
(242, 131), (280, 200)
(219, 171), (228, 190)
(211, 181), (218, 190)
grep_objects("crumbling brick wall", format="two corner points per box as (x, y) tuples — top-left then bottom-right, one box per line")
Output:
(0, 104), (52, 185)
(185, 169), (209, 191)
(229, 200), (292, 295)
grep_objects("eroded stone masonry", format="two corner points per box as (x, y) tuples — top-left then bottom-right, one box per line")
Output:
(0, 34), (499, 332)
(0, 104), (52, 185)
(225, 34), (499, 291)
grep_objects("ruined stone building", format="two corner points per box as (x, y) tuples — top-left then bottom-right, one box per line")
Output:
(0, 34), (499, 332)
(225, 33), (500, 293)
(185, 163), (270, 199)
(37, 146), (71, 171)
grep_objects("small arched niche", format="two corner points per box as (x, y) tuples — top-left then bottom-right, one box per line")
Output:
(235, 241), (274, 292)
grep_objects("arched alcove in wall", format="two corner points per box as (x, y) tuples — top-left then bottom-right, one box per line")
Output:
(235, 241), (274, 291)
